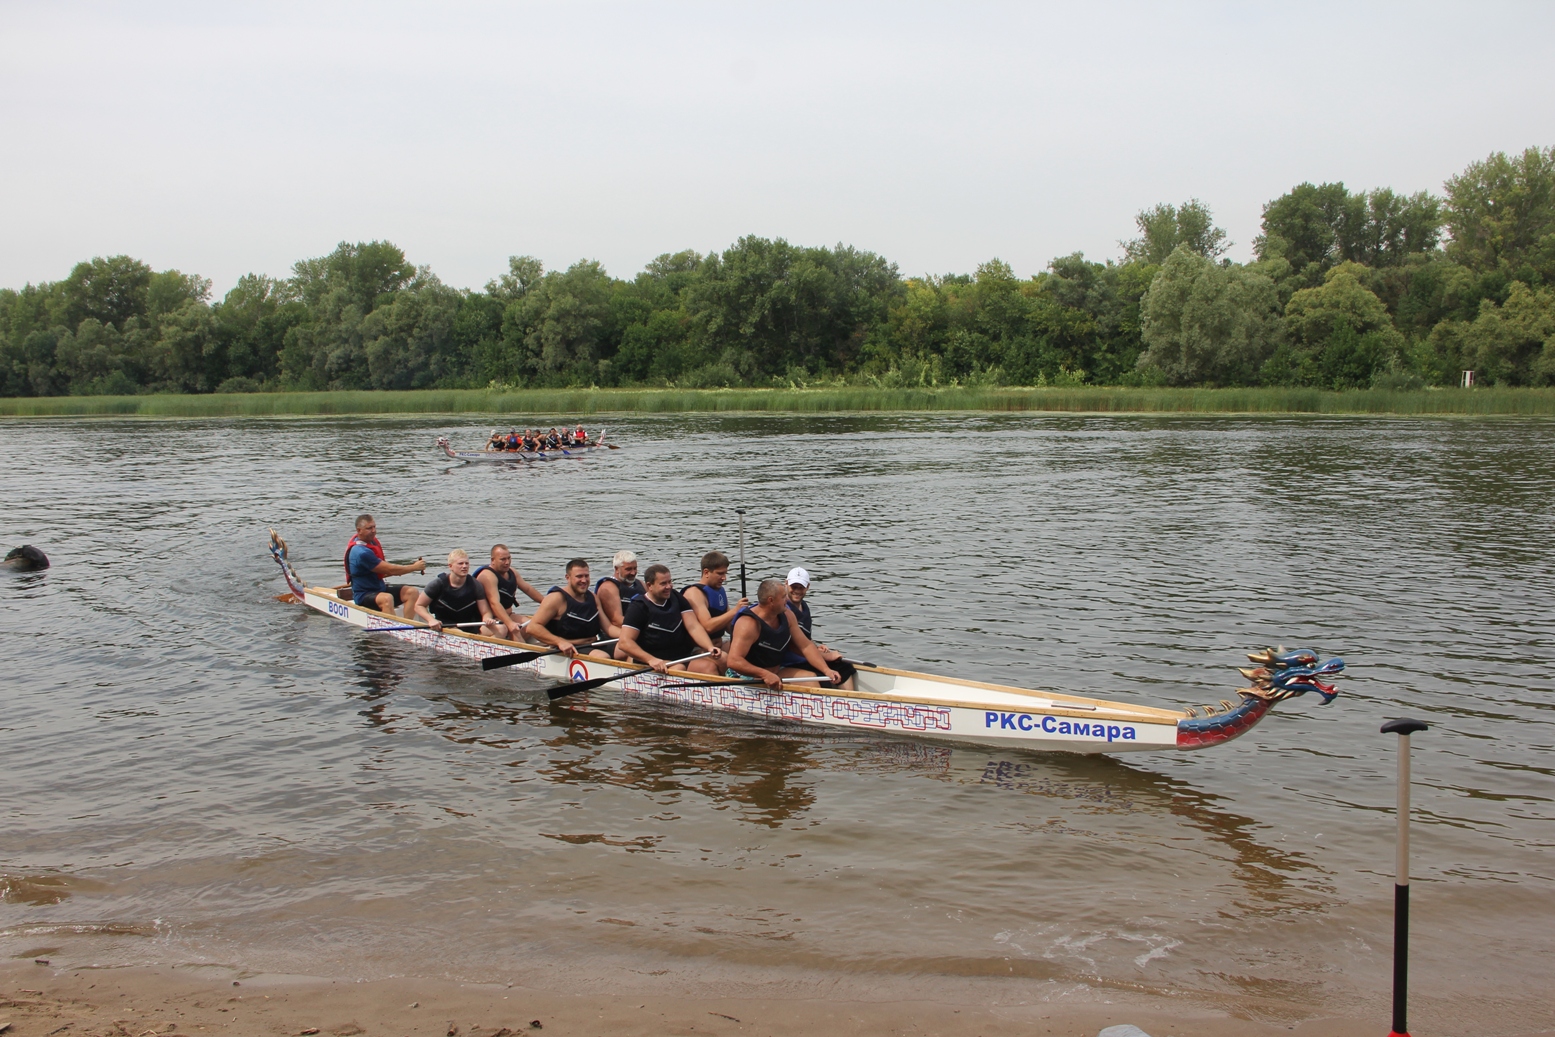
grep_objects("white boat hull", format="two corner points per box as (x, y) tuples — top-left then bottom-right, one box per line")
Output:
(294, 586), (1185, 753)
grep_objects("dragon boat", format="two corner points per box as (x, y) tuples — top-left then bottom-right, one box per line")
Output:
(269, 530), (1342, 755)
(436, 432), (611, 463)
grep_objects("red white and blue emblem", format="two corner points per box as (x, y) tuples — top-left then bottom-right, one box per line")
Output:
(569, 659), (589, 682)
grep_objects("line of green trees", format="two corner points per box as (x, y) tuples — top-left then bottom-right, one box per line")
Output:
(3, 146), (1552, 397)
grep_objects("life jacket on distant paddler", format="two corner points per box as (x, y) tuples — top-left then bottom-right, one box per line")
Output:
(344, 534), (385, 582)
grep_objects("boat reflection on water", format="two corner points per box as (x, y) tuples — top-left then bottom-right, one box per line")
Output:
(541, 701), (821, 828)
(348, 635), (408, 712)
(944, 751), (1327, 914)
(336, 644), (1322, 921)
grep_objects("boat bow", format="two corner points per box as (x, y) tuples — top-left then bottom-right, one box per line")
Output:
(1175, 647), (1345, 749)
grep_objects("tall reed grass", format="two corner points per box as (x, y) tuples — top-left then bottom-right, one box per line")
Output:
(3, 386), (1555, 417)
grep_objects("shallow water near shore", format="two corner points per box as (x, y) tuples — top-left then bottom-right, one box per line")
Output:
(1, 414), (1552, 1034)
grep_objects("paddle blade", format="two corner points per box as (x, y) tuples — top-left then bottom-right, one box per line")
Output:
(546, 672), (623, 699)
(483, 650), (546, 670)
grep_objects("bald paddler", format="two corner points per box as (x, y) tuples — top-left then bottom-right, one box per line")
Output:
(681, 551), (748, 643)
(526, 558), (620, 658)
(346, 514), (425, 618)
(595, 550), (646, 630)
(414, 549), (499, 633)
(614, 564), (724, 675)
(473, 544), (543, 639)
(727, 578), (850, 691)
(786, 567), (855, 686)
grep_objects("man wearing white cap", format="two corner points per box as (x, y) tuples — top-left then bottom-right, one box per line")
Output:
(786, 567), (855, 686)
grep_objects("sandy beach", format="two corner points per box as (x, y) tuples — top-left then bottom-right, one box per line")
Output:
(4, 960), (1445, 1037)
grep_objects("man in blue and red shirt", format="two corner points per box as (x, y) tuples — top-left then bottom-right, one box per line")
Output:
(346, 514), (426, 617)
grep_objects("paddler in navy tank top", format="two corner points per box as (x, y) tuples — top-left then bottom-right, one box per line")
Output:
(595, 550), (646, 631)
(526, 558), (620, 658)
(681, 550), (748, 646)
(413, 549), (499, 633)
(473, 543), (544, 640)
(614, 564), (725, 675)
(727, 579), (848, 691)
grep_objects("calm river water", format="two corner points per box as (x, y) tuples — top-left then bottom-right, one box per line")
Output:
(2, 414), (1552, 1033)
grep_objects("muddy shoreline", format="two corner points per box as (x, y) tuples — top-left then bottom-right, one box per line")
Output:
(1, 960), (1409, 1037)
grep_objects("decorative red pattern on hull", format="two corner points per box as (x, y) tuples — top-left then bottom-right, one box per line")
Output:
(1175, 696), (1274, 749)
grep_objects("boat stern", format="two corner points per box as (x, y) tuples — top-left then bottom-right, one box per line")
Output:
(268, 528), (308, 600)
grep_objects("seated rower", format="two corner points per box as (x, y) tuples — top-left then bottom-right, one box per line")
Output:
(786, 567), (855, 686)
(614, 564), (724, 675)
(414, 549), (500, 633)
(559, 428), (574, 446)
(526, 558), (620, 658)
(595, 550), (646, 630)
(505, 428), (521, 451)
(346, 514), (425, 618)
(727, 578), (849, 691)
(486, 429), (504, 451)
(522, 429), (540, 452)
(574, 424), (588, 445)
(681, 551), (748, 646)
(545, 427), (562, 449)
(474, 544), (544, 640)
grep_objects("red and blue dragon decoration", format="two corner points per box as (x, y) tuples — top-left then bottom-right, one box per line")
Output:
(1175, 647), (1344, 749)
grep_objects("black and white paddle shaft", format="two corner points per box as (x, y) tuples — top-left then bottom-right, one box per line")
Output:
(547, 652), (711, 700)
(1380, 716), (1428, 1037)
(735, 508), (748, 599)
(661, 675), (831, 691)
(481, 638), (619, 671)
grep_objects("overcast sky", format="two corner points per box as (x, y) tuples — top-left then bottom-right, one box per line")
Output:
(3, 1), (1552, 295)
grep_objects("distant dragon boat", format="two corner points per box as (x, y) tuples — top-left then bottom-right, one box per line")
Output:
(269, 530), (1343, 755)
(436, 431), (611, 464)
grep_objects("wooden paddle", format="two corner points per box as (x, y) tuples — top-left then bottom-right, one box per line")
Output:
(481, 638), (620, 671)
(547, 651), (712, 700)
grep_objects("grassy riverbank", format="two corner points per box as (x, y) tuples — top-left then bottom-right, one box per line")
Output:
(3, 385), (1555, 417)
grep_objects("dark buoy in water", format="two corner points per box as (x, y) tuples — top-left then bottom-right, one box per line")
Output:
(4, 545), (50, 571)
